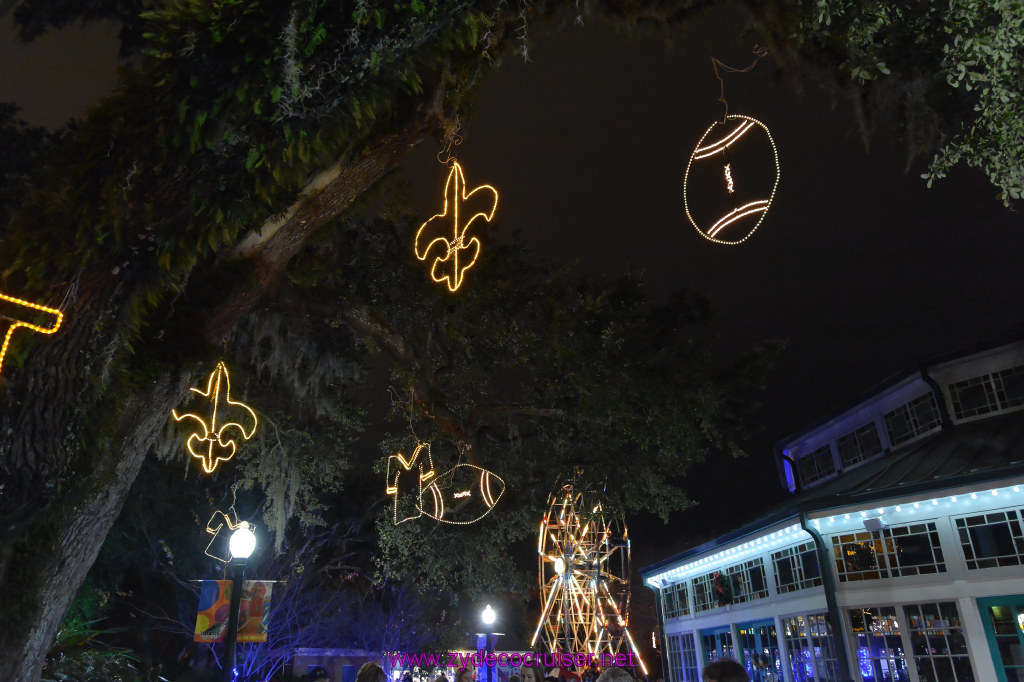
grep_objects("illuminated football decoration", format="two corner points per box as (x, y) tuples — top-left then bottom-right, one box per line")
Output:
(386, 442), (505, 525)
(531, 482), (647, 674)
(683, 114), (779, 245)
(0, 292), (64, 374)
(171, 361), (258, 473)
(414, 160), (498, 292)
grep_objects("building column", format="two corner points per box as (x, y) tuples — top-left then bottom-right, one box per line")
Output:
(959, 596), (998, 681)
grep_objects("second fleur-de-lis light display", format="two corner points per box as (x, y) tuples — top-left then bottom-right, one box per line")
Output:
(414, 160), (498, 292)
(172, 361), (258, 473)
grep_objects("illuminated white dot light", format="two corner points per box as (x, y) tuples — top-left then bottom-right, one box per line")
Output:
(683, 114), (781, 246)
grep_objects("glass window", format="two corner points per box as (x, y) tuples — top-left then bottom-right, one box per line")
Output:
(679, 633), (699, 682)
(691, 573), (715, 614)
(949, 365), (1024, 420)
(692, 559), (768, 612)
(664, 581), (691, 619)
(831, 522), (945, 582)
(904, 601), (974, 681)
(799, 445), (836, 486)
(884, 394), (941, 446)
(837, 423), (883, 468)
(738, 621), (782, 682)
(849, 606), (911, 682)
(702, 629), (734, 664)
(781, 613), (841, 681)
(666, 634), (683, 682)
(955, 509), (1024, 569)
(772, 542), (822, 593)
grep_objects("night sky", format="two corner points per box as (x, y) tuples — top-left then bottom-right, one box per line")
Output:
(399, 6), (1024, 547)
(4, 0), (1024, 639)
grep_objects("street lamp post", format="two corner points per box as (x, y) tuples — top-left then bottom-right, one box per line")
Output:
(223, 522), (256, 682)
(481, 605), (499, 682)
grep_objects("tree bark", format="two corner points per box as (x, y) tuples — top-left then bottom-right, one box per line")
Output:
(0, 123), (428, 682)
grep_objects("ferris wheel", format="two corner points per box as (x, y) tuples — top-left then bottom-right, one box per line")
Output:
(531, 483), (646, 674)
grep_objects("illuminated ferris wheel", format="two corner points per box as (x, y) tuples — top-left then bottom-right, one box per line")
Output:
(531, 483), (646, 674)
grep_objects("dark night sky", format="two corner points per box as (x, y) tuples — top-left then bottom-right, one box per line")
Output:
(4, 0), (1024, 589)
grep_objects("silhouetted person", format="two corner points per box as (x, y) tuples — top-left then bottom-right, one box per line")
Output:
(357, 662), (387, 682)
(702, 659), (749, 682)
(595, 667), (634, 682)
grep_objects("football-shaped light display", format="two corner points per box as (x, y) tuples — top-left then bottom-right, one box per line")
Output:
(683, 114), (780, 245)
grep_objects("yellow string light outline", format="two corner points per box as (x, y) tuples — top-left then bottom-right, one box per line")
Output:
(533, 483), (641, 667)
(414, 160), (498, 292)
(171, 361), (258, 474)
(385, 443), (505, 525)
(386, 443), (436, 525)
(204, 510), (244, 563)
(0, 292), (64, 374)
(683, 114), (780, 246)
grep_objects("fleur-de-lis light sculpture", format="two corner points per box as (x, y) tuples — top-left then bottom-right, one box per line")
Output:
(172, 361), (258, 473)
(414, 160), (498, 292)
(0, 291), (64, 374)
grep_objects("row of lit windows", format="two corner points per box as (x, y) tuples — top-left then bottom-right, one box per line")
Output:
(665, 547), (819, 617)
(794, 393), (942, 488)
(852, 602), (974, 682)
(791, 361), (1024, 489)
(663, 508), (1024, 616)
(948, 364), (1024, 420)
(666, 602), (973, 682)
(832, 510), (1024, 582)
(832, 522), (945, 582)
(665, 632), (701, 682)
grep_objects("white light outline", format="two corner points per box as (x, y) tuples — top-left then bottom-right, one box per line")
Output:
(683, 114), (780, 245)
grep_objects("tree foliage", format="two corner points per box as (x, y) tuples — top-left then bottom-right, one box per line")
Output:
(788, 0), (1024, 203)
(1, 0), (1022, 679)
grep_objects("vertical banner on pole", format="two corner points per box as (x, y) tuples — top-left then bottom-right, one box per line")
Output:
(194, 580), (274, 642)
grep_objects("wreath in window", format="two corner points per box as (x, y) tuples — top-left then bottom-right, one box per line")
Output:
(712, 571), (733, 606)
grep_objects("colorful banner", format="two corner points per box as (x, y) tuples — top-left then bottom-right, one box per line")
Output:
(194, 580), (274, 643)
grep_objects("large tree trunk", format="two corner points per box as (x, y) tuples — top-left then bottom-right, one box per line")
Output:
(0, 126), (425, 681)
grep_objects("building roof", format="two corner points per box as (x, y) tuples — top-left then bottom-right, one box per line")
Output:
(641, 407), (1024, 579)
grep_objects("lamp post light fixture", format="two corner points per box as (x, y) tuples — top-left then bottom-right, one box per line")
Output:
(223, 522), (256, 682)
(479, 605), (501, 682)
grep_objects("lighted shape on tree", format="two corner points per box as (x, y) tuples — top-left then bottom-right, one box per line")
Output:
(171, 361), (258, 473)
(683, 114), (780, 245)
(204, 509), (244, 563)
(414, 160), (498, 292)
(531, 482), (647, 673)
(0, 291), (63, 374)
(386, 442), (505, 525)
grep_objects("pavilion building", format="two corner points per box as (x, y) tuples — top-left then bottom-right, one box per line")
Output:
(641, 335), (1024, 682)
